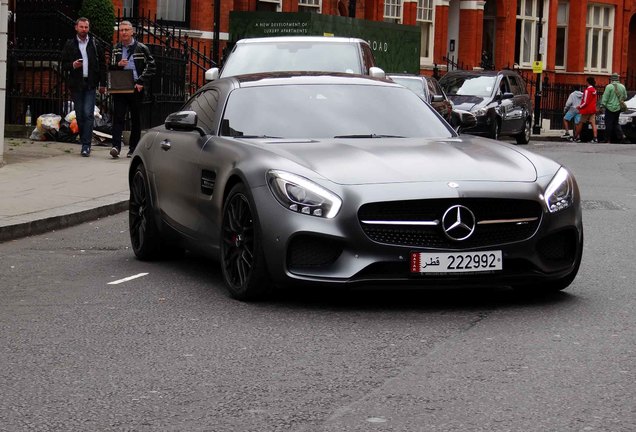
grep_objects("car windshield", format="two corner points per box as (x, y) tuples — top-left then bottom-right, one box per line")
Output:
(442, 75), (496, 97)
(221, 84), (454, 139)
(389, 77), (426, 99)
(220, 42), (363, 77)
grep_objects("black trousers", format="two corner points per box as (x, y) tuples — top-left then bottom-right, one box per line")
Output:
(603, 109), (624, 143)
(112, 89), (143, 151)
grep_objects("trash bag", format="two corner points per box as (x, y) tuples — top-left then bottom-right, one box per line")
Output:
(55, 119), (79, 143)
(29, 127), (46, 141)
(36, 113), (62, 135)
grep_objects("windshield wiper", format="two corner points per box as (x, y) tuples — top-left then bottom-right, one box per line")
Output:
(234, 134), (282, 139)
(333, 134), (405, 138)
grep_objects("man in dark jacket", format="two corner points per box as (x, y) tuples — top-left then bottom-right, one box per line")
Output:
(61, 17), (106, 157)
(109, 20), (156, 158)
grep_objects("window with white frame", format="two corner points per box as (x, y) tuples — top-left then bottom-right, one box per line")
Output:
(157, 0), (188, 26)
(555, 1), (568, 69)
(417, 0), (433, 61)
(585, 4), (614, 72)
(257, 0), (281, 12)
(299, 0), (321, 13)
(514, 0), (547, 67)
(384, 0), (401, 23)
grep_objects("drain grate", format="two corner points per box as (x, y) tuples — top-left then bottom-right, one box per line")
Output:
(581, 200), (626, 210)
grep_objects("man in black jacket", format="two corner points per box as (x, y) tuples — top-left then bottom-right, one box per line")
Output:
(61, 17), (106, 157)
(109, 20), (156, 158)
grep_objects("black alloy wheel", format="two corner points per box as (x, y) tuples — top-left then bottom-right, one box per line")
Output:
(129, 164), (161, 259)
(515, 116), (532, 144)
(221, 184), (270, 300)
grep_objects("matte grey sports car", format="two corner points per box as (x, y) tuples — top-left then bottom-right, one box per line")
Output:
(128, 72), (583, 300)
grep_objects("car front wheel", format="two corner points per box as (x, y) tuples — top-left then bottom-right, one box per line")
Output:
(221, 183), (270, 300)
(129, 163), (162, 259)
(515, 116), (532, 144)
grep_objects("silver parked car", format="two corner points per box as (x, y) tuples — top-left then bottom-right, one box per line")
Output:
(205, 36), (385, 80)
(129, 72), (583, 300)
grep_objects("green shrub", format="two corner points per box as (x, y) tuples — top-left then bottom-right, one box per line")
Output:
(79, 0), (116, 44)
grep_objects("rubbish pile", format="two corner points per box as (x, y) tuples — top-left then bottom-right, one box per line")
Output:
(29, 106), (112, 144)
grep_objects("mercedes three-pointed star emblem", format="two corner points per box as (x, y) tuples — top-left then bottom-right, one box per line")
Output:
(441, 205), (476, 241)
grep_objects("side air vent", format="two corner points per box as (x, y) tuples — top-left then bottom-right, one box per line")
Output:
(201, 170), (216, 196)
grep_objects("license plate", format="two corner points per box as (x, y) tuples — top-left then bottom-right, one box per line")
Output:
(591, 123), (605, 130)
(410, 251), (502, 274)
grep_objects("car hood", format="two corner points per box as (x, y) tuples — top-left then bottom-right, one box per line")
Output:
(258, 136), (538, 185)
(447, 95), (488, 112)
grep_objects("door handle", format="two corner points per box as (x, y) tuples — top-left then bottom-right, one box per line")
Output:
(160, 139), (171, 150)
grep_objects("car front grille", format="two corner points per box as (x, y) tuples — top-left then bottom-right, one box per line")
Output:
(358, 198), (542, 249)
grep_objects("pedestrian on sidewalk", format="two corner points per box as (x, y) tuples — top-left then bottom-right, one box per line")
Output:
(109, 21), (156, 159)
(574, 76), (599, 143)
(562, 85), (582, 140)
(61, 17), (107, 157)
(601, 73), (628, 143)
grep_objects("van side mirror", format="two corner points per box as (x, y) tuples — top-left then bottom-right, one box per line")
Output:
(205, 68), (220, 81)
(369, 67), (385, 79)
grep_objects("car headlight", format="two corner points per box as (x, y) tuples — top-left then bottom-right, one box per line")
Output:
(542, 167), (574, 213)
(473, 107), (488, 117)
(618, 116), (630, 125)
(267, 170), (342, 218)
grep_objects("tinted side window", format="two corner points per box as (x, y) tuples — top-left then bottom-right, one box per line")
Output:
(499, 76), (511, 94)
(513, 75), (528, 95)
(360, 43), (375, 74)
(427, 78), (443, 97)
(183, 89), (220, 134)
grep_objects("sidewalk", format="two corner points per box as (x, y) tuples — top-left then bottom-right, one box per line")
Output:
(0, 137), (130, 243)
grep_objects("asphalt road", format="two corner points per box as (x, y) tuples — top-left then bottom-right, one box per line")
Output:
(1, 140), (635, 431)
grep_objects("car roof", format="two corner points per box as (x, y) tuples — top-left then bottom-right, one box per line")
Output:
(228, 71), (398, 88)
(235, 36), (369, 45)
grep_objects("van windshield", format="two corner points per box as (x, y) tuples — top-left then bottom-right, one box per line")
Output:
(220, 42), (363, 77)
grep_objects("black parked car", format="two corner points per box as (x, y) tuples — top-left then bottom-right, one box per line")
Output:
(388, 74), (453, 121)
(440, 69), (533, 144)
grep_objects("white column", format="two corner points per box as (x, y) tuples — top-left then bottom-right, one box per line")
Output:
(0, 0), (9, 167)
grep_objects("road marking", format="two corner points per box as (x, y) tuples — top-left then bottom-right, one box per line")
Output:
(108, 273), (149, 285)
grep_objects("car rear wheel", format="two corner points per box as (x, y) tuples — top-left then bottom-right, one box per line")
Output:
(129, 163), (162, 259)
(515, 116), (532, 144)
(221, 183), (270, 300)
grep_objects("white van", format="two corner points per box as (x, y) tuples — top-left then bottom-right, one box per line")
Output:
(205, 36), (385, 80)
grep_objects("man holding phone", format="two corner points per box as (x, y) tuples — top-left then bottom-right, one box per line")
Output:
(61, 17), (106, 157)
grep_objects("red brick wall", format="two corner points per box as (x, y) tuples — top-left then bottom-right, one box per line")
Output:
(458, 8), (482, 69)
(433, 4), (449, 66)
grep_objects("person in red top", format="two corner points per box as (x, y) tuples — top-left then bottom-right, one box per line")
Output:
(574, 76), (598, 143)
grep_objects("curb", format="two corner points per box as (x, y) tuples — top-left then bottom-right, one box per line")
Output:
(0, 200), (129, 243)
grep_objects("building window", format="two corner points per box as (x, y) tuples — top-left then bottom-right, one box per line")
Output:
(585, 4), (613, 73)
(122, 0), (136, 17)
(416, 0), (433, 61)
(257, 0), (282, 12)
(384, 0), (401, 23)
(299, 0), (321, 13)
(157, 0), (189, 27)
(555, 1), (568, 69)
(514, 0), (547, 67)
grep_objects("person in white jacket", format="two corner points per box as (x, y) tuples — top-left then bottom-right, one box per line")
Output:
(562, 85), (583, 139)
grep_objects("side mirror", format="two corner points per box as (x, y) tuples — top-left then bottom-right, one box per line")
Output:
(205, 67), (220, 81)
(165, 111), (205, 136)
(500, 92), (514, 100)
(369, 67), (385, 79)
(431, 95), (444, 103)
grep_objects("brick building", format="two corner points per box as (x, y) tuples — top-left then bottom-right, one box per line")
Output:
(112, 0), (636, 87)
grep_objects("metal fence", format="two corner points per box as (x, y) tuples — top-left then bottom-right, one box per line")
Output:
(6, 1), (215, 131)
